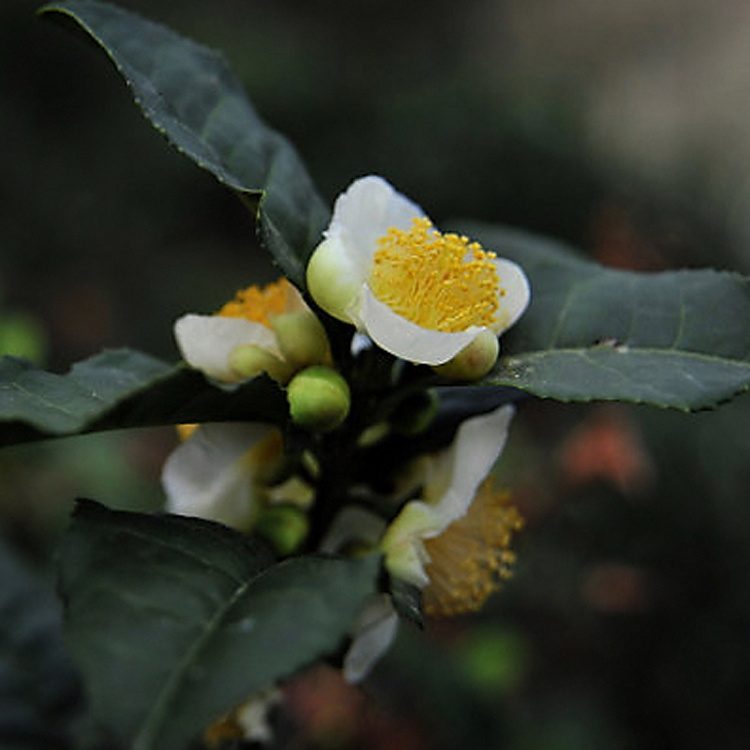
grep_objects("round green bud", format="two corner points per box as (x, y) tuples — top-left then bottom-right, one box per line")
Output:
(255, 505), (309, 556)
(433, 330), (499, 381)
(287, 366), (351, 432)
(271, 310), (332, 370)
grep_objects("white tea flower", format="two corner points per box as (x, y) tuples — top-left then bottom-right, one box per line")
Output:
(175, 278), (330, 383)
(306, 176), (529, 371)
(381, 404), (523, 616)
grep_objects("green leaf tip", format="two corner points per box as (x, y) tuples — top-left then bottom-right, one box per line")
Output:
(39, 0), (329, 287)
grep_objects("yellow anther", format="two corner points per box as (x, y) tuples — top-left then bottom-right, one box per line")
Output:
(218, 278), (297, 326)
(421, 479), (523, 617)
(369, 218), (501, 332)
(176, 423), (198, 441)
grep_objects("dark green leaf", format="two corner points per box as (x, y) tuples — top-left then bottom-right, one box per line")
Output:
(0, 535), (81, 750)
(0, 349), (287, 447)
(40, 0), (329, 286)
(59, 500), (380, 750)
(468, 224), (750, 410)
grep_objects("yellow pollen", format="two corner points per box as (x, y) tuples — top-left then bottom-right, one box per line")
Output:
(176, 423), (198, 441)
(369, 217), (501, 332)
(218, 278), (294, 327)
(421, 479), (523, 617)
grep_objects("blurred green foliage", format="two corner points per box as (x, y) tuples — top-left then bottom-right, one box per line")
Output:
(1, 1), (750, 749)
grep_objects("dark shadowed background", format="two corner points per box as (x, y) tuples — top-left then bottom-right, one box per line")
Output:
(2, 1), (750, 748)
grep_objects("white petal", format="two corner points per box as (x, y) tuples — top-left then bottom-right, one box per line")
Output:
(328, 176), (424, 269)
(491, 258), (531, 334)
(162, 423), (273, 530)
(430, 404), (515, 526)
(359, 287), (479, 365)
(343, 594), (400, 684)
(174, 314), (278, 381)
(235, 689), (282, 743)
(350, 332), (373, 355)
(319, 505), (387, 554)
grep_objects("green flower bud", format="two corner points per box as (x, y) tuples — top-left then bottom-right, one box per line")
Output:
(270, 310), (332, 370)
(265, 476), (316, 510)
(433, 330), (499, 381)
(228, 344), (293, 383)
(287, 365), (351, 432)
(255, 505), (309, 556)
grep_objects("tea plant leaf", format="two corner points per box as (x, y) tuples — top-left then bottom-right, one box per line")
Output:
(0, 349), (287, 447)
(40, 0), (329, 287)
(59, 501), (380, 750)
(468, 224), (750, 410)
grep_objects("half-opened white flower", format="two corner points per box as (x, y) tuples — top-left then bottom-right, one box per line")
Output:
(175, 278), (330, 383)
(381, 403), (523, 617)
(162, 423), (284, 531)
(306, 176), (530, 369)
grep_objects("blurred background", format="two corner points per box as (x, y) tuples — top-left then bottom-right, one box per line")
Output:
(2, 0), (750, 748)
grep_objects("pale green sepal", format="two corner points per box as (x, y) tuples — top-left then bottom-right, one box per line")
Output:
(380, 501), (437, 587)
(271, 310), (332, 370)
(433, 329), (499, 381)
(229, 344), (293, 384)
(306, 236), (361, 323)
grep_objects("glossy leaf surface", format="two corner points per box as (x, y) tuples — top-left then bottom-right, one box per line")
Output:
(469, 224), (750, 410)
(59, 501), (380, 750)
(0, 349), (287, 446)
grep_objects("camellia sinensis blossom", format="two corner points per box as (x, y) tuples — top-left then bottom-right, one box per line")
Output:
(381, 403), (523, 617)
(175, 278), (331, 383)
(162, 423), (283, 531)
(162, 423), (313, 542)
(306, 176), (530, 373)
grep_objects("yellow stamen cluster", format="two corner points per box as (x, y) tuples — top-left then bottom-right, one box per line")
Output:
(369, 217), (501, 332)
(218, 278), (294, 326)
(422, 479), (523, 617)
